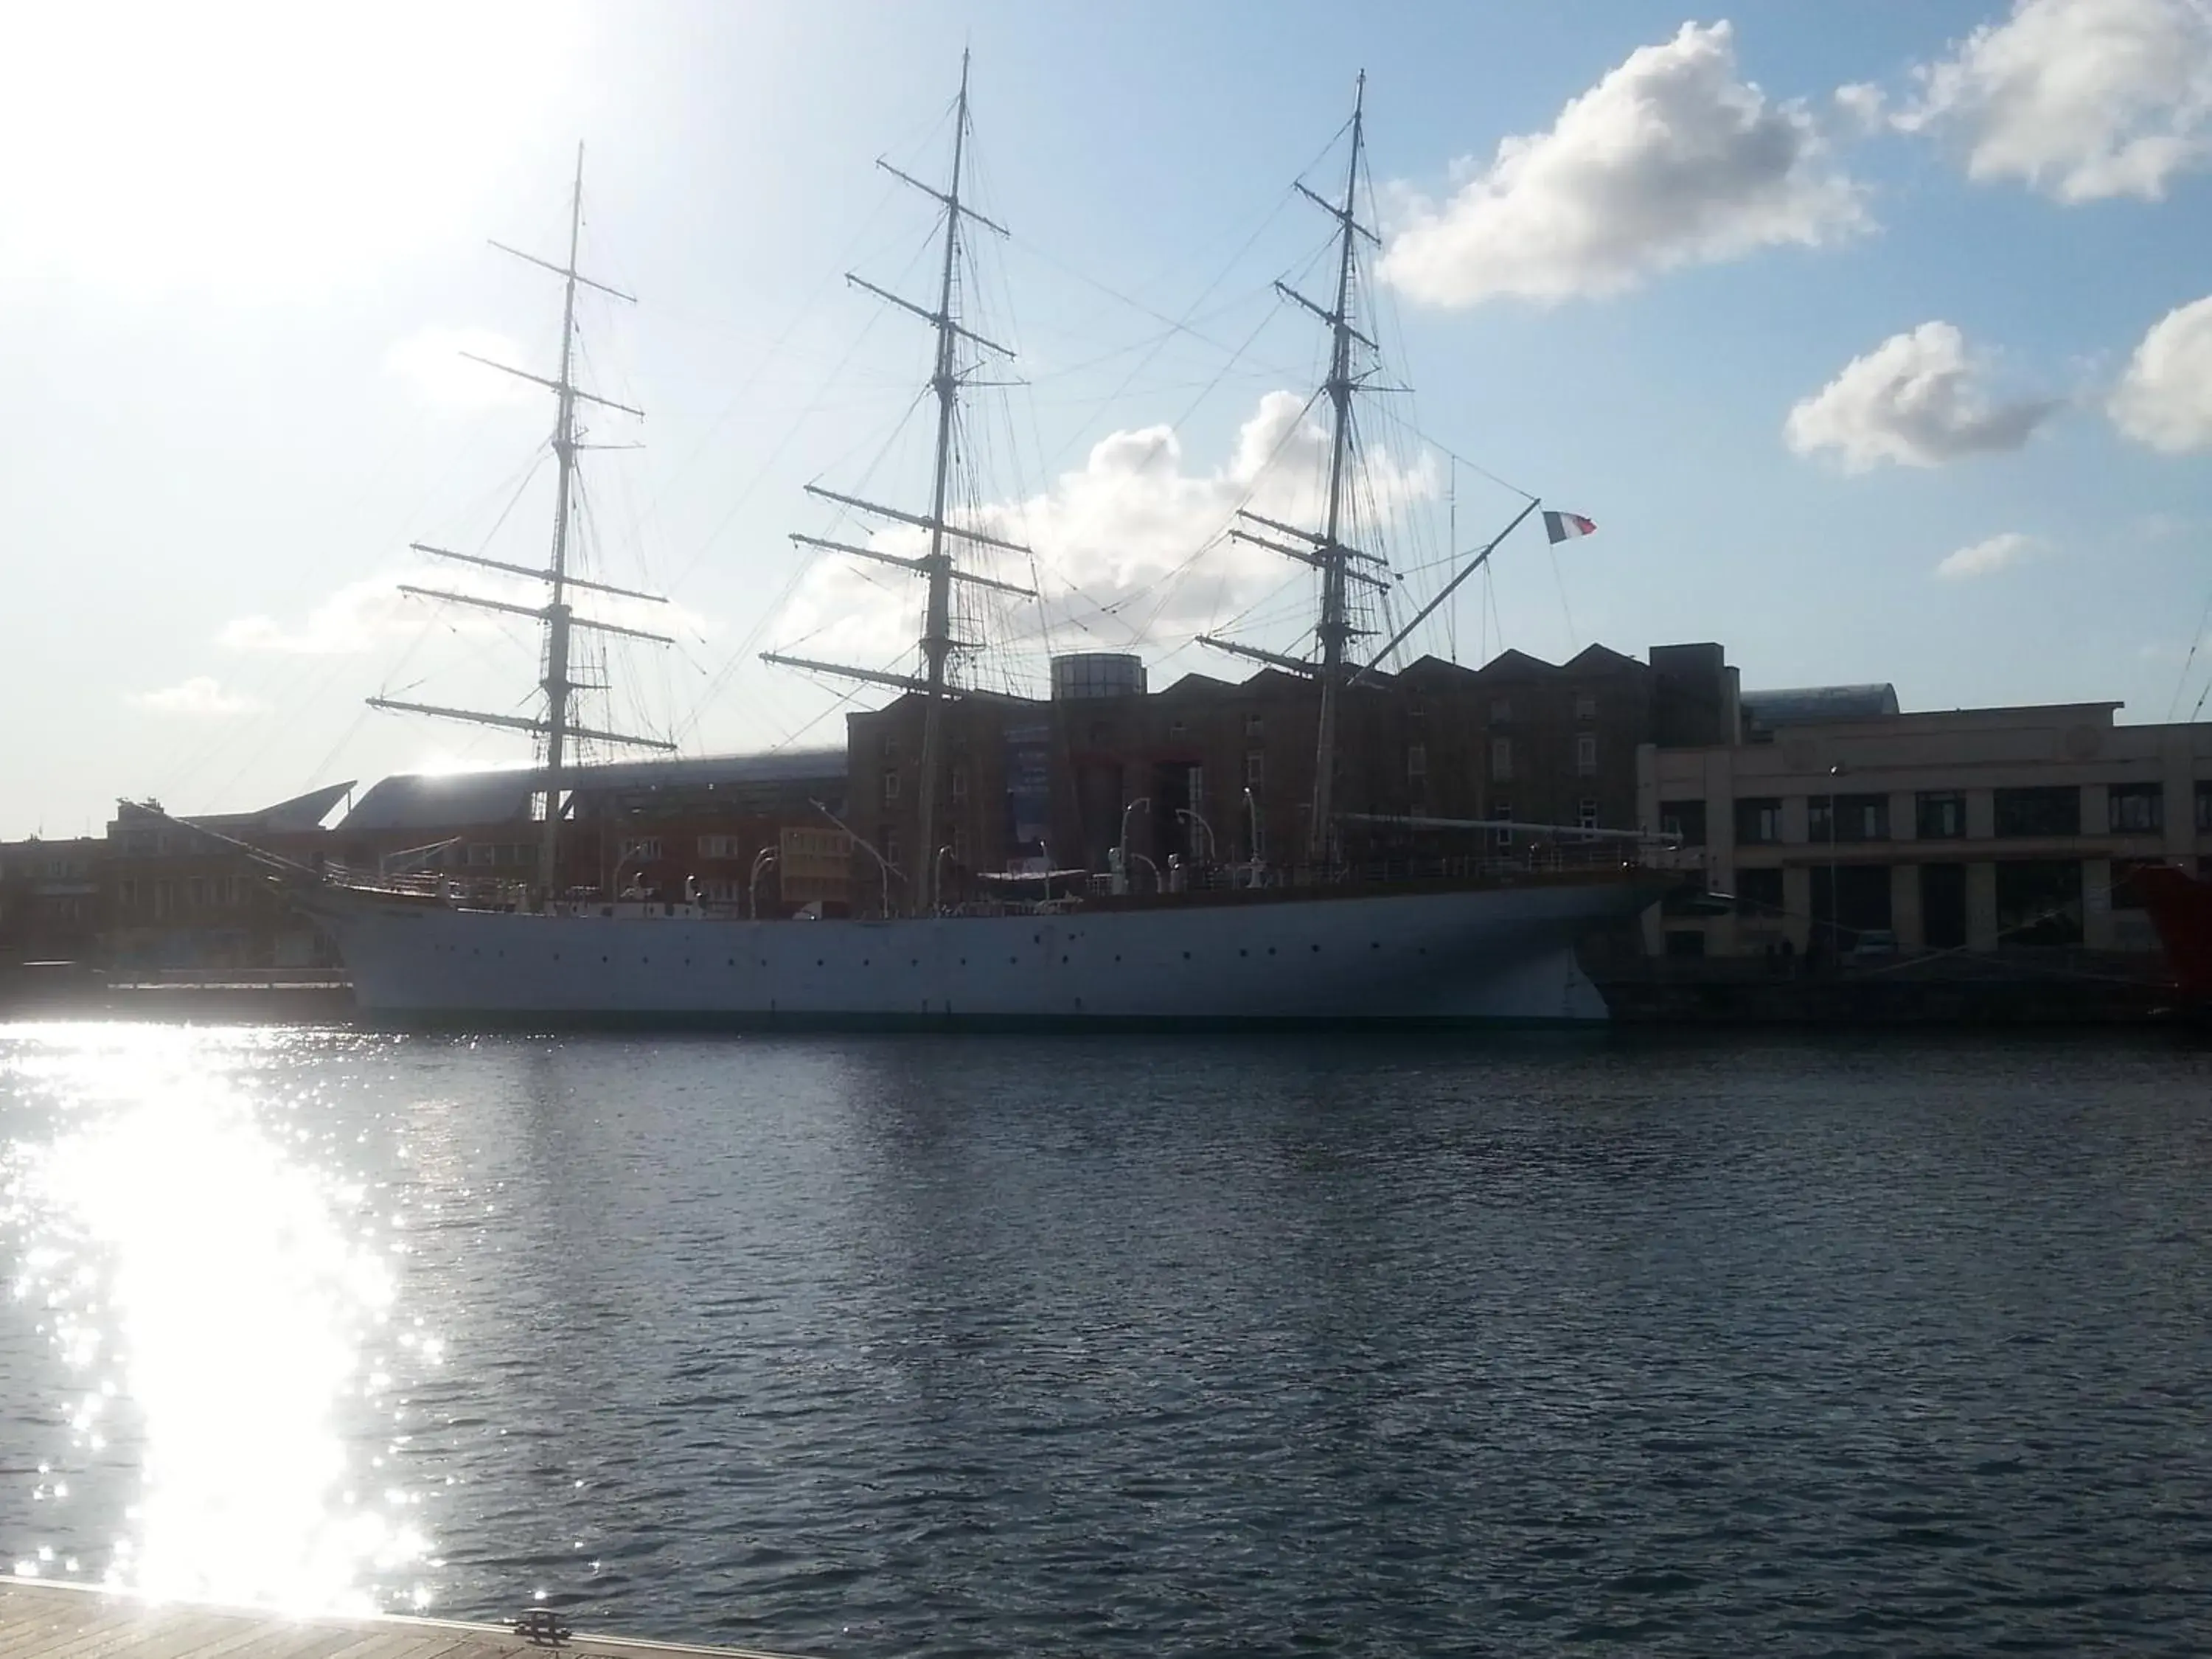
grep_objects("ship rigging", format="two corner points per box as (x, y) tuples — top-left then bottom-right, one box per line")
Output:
(366, 145), (674, 902)
(761, 50), (1038, 915)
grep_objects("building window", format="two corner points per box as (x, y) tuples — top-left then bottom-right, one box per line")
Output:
(1490, 737), (1513, 783)
(950, 764), (969, 802)
(883, 735), (899, 760)
(698, 835), (741, 860)
(1659, 800), (1707, 846)
(1736, 867), (1784, 917)
(1574, 733), (1597, 776)
(882, 830), (901, 869)
(1245, 712), (1264, 738)
(1245, 750), (1265, 786)
(1916, 791), (1966, 840)
(1994, 785), (2080, 838)
(618, 837), (662, 862)
(1578, 799), (1600, 831)
(1489, 698), (1512, 723)
(2199, 781), (2212, 832)
(187, 877), (205, 906)
(118, 879), (138, 908)
(2108, 782), (2162, 833)
(1168, 719), (1187, 739)
(1574, 692), (1597, 720)
(1407, 743), (1427, 780)
(1810, 793), (1888, 842)
(1735, 797), (1783, 846)
(1493, 804), (1513, 849)
(882, 768), (901, 802)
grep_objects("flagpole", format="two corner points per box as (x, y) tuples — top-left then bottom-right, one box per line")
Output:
(1446, 457), (1458, 663)
(1354, 497), (1542, 684)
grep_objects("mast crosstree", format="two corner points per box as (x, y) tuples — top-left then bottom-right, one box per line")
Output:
(762, 52), (1037, 915)
(369, 144), (673, 902)
(1197, 72), (1380, 867)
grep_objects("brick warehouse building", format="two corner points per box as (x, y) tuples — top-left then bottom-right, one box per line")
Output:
(844, 641), (1741, 908)
(333, 751), (852, 915)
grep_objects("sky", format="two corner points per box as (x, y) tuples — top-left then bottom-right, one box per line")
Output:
(7, 0), (2212, 838)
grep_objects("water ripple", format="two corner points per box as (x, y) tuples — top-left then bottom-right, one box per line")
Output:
(2, 1025), (2211, 1654)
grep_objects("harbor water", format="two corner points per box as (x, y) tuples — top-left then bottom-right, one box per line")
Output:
(1, 1023), (2209, 1655)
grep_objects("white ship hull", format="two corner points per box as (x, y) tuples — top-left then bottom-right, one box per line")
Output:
(304, 877), (1658, 1028)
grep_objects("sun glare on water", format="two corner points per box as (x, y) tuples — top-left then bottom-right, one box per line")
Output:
(3, 1026), (430, 1614)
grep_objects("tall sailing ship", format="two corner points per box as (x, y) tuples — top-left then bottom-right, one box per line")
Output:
(303, 63), (1672, 1026)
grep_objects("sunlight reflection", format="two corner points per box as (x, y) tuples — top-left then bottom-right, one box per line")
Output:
(4, 1025), (427, 1613)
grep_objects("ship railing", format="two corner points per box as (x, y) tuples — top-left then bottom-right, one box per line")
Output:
(1126, 845), (1641, 897)
(323, 864), (538, 908)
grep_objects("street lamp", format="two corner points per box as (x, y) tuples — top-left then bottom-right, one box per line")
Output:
(1116, 798), (1151, 895)
(1176, 807), (1216, 865)
(611, 844), (648, 902)
(747, 847), (779, 919)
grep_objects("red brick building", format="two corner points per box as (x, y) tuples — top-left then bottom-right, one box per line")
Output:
(844, 641), (1738, 906)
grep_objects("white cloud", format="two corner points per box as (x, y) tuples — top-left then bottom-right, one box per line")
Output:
(771, 391), (1439, 678)
(129, 676), (263, 717)
(2110, 294), (2212, 451)
(1898, 0), (2212, 203)
(1378, 21), (1866, 307)
(220, 564), (705, 655)
(1833, 83), (1889, 134)
(220, 573), (447, 655)
(383, 328), (537, 412)
(1784, 321), (2058, 470)
(1935, 531), (2041, 579)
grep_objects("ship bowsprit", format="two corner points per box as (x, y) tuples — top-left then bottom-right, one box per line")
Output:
(301, 874), (1666, 1029)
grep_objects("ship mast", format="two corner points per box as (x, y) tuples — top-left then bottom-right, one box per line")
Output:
(763, 53), (1037, 915)
(369, 144), (675, 902)
(1198, 73), (1384, 869)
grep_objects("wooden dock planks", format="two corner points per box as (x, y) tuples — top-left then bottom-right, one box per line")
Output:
(0, 1584), (804, 1659)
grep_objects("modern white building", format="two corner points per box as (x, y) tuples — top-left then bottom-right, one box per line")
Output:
(1637, 695), (2212, 959)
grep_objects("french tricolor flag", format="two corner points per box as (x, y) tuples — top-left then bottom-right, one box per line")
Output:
(1543, 509), (1596, 544)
